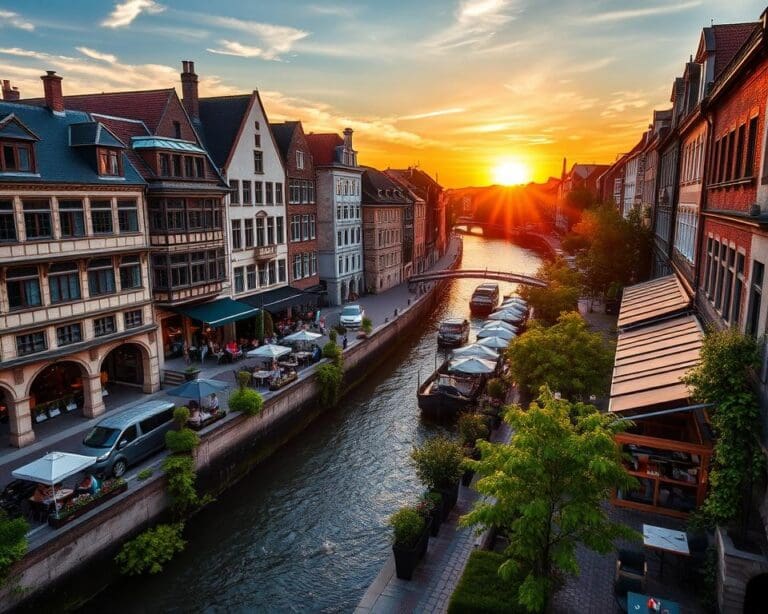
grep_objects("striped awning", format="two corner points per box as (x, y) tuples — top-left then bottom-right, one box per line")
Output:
(617, 275), (690, 330)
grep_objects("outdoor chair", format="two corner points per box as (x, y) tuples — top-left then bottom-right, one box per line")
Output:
(615, 548), (647, 589)
(613, 575), (644, 612)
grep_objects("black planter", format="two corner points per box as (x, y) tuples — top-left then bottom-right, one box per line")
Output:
(461, 468), (475, 487)
(434, 480), (460, 520)
(418, 517), (432, 559)
(184, 370), (200, 381)
(393, 524), (429, 581)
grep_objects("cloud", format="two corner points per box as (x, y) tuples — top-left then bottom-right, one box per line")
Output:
(204, 16), (308, 60)
(571, 56), (615, 73)
(306, 4), (358, 18)
(426, 0), (520, 52)
(76, 47), (118, 63)
(583, 1), (702, 24)
(102, 0), (165, 29)
(207, 41), (265, 59)
(0, 8), (34, 31)
(398, 108), (466, 121)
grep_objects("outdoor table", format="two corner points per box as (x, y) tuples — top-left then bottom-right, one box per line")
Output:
(642, 524), (689, 576)
(627, 591), (680, 614)
(252, 370), (271, 388)
(295, 351), (312, 365)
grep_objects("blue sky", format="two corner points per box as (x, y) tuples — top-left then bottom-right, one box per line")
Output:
(1, 0), (766, 186)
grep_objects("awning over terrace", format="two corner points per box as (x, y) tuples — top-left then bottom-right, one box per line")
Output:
(239, 286), (317, 314)
(617, 275), (691, 330)
(172, 297), (259, 327)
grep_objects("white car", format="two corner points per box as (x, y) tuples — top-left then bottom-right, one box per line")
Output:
(340, 304), (364, 329)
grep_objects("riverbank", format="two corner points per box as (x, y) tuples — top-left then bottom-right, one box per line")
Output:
(0, 239), (464, 612)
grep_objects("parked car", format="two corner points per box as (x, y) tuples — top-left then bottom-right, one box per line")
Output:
(437, 318), (470, 346)
(0, 479), (37, 518)
(469, 283), (500, 314)
(79, 400), (176, 478)
(340, 304), (365, 329)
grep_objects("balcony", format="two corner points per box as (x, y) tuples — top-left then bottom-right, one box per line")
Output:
(255, 245), (277, 260)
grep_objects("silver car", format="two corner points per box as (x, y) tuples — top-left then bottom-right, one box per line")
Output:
(340, 304), (364, 329)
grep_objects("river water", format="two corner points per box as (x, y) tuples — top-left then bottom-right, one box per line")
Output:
(81, 235), (541, 613)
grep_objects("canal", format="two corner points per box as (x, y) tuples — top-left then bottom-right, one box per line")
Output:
(81, 235), (542, 613)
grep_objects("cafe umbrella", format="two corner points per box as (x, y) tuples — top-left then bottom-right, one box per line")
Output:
(480, 320), (519, 333)
(477, 327), (516, 341)
(477, 335), (513, 350)
(451, 344), (499, 360)
(12, 451), (98, 519)
(246, 344), (293, 360)
(448, 357), (497, 375)
(165, 378), (230, 409)
(282, 330), (322, 343)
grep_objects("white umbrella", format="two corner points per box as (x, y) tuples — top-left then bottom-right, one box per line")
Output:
(477, 336), (512, 349)
(488, 310), (525, 324)
(13, 451), (97, 519)
(451, 344), (499, 359)
(448, 357), (497, 375)
(282, 330), (322, 343)
(481, 320), (518, 333)
(477, 327), (516, 340)
(246, 344), (293, 359)
(500, 301), (527, 311)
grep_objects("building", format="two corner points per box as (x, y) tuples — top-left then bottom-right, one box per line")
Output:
(621, 137), (647, 219)
(555, 162), (610, 231)
(307, 129), (364, 305)
(361, 167), (410, 293)
(386, 170), (426, 274)
(0, 75), (160, 448)
(270, 121), (321, 294)
(641, 110), (672, 229)
(596, 154), (628, 207)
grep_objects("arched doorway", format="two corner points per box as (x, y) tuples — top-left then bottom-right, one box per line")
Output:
(340, 280), (348, 303)
(102, 343), (145, 388)
(0, 387), (11, 444)
(29, 361), (88, 423)
(349, 277), (357, 298)
(744, 573), (768, 613)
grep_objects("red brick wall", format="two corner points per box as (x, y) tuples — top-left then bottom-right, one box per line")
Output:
(707, 57), (768, 212)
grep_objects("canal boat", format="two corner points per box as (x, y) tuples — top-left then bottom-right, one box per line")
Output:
(437, 317), (470, 347)
(417, 358), (491, 416)
(469, 283), (500, 315)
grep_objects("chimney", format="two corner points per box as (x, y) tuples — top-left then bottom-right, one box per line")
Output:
(343, 127), (353, 150)
(180, 60), (199, 121)
(40, 71), (64, 114)
(2, 80), (20, 101)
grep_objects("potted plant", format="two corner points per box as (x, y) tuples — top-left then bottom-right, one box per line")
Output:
(486, 378), (507, 408)
(458, 413), (488, 486)
(184, 365), (201, 381)
(34, 403), (48, 423)
(604, 282), (622, 315)
(389, 506), (428, 580)
(411, 436), (464, 520)
(419, 491), (443, 537)
(359, 317), (373, 339)
(65, 395), (78, 412)
(48, 402), (62, 419)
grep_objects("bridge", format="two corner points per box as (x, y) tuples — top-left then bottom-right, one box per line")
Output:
(407, 269), (547, 287)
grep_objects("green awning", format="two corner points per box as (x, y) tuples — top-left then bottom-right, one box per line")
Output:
(173, 298), (260, 327)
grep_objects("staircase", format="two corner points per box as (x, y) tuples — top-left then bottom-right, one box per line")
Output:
(163, 370), (186, 387)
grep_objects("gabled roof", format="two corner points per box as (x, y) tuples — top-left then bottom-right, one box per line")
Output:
(386, 170), (424, 202)
(306, 132), (343, 166)
(69, 122), (125, 148)
(0, 101), (144, 185)
(0, 114), (39, 141)
(386, 167), (443, 195)
(697, 22), (759, 78)
(361, 166), (412, 205)
(198, 94), (252, 169)
(270, 121), (299, 162)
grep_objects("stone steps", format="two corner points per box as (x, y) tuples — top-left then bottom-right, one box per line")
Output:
(163, 370), (186, 387)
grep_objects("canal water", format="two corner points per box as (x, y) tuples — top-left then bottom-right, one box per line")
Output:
(81, 235), (541, 613)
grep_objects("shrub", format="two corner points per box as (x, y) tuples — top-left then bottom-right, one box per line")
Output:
(165, 428), (200, 454)
(486, 378), (507, 401)
(361, 317), (373, 335)
(115, 522), (186, 576)
(236, 370), (252, 389)
(173, 406), (190, 428)
(0, 510), (28, 584)
(316, 363), (343, 406)
(389, 507), (425, 548)
(162, 454), (198, 513)
(137, 468), (154, 481)
(411, 436), (464, 490)
(334, 324), (347, 336)
(448, 550), (526, 613)
(228, 388), (264, 417)
(328, 329), (338, 344)
(458, 413), (489, 448)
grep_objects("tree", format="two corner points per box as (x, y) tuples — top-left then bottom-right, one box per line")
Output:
(683, 329), (764, 538)
(519, 258), (582, 326)
(506, 312), (614, 400)
(0, 510), (28, 584)
(461, 389), (637, 612)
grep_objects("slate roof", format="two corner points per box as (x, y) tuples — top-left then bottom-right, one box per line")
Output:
(306, 133), (343, 166)
(361, 166), (412, 205)
(69, 122), (125, 148)
(698, 22), (759, 77)
(0, 101), (144, 186)
(270, 121), (299, 162)
(387, 167), (444, 196)
(197, 95), (252, 169)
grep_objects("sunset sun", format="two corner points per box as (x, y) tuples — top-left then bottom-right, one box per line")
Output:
(492, 161), (531, 186)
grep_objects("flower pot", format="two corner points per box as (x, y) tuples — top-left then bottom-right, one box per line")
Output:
(435, 480), (460, 520)
(461, 468), (475, 487)
(418, 517), (432, 559)
(184, 370), (200, 381)
(429, 506), (441, 537)
(393, 540), (421, 580)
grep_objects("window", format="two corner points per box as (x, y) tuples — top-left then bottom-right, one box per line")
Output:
(1, 141), (33, 172)
(302, 253), (309, 279)
(49, 262), (80, 303)
(230, 179), (240, 205)
(746, 117), (759, 178)
(673, 204), (697, 263)
(88, 258), (116, 296)
(124, 309), (143, 329)
(234, 266), (245, 293)
(23, 200), (51, 239)
(231, 219), (242, 250)
(746, 261), (764, 337)
(190, 251), (206, 283)
(91, 200), (113, 234)
(291, 215), (301, 242)
(267, 217), (275, 245)
(275, 182), (283, 205)
(246, 264), (257, 289)
(159, 154), (170, 176)
(172, 155), (182, 177)
(244, 218), (254, 248)
(296, 150), (304, 169)
(93, 315), (116, 337)
(337, 231), (342, 247)
(253, 151), (263, 173)
(254, 133), (261, 148)
(173, 121), (182, 139)
(254, 120), (260, 131)
(278, 258), (286, 282)
(266, 182), (273, 205)
(276, 217), (284, 244)
(117, 200), (138, 232)
(195, 157), (205, 178)
(715, 243), (727, 310)
(0, 200), (16, 242)
(119, 255), (142, 289)
(56, 323), (82, 347)
(7, 266), (41, 310)
(268, 260), (276, 285)
(254, 181), (263, 205)
(242, 180), (252, 205)
(98, 149), (121, 176)
(302, 215), (309, 241)
(166, 199), (185, 231)
(309, 214), (316, 239)
(16, 331), (46, 356)
(184, 156), (194, 178)
(170, 254), (189, 287)
(338, 256), (342, 274)
(733, 252), (745, 325)
(310, 252), (317, 275)
(289, 180), (300, 204)
(723, 247), (735, 321)
(293, 254), (302, 280)
(735, 125), (746, 179)
(56, 199), (85, 238)
(256, 217), (265, 247)
(703, 238), (713, 296)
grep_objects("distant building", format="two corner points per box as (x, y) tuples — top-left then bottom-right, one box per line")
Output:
(386, 170), (426, 274)
(555, 161), (610, 231)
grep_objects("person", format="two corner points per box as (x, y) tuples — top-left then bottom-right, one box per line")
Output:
(75, 474), (101, 497)
(226, 340), (239, 362)
(312, 344), (322, 362)
(182, 341), (191, 365)
(342, 335), (348, 350)
(31, 483), (53, 503)
(319, 316), (326, 335)
(207, 393), (220, 414)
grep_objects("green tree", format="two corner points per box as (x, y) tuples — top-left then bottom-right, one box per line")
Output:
(683, 329), (764, 536)
(115, 522), (186, 576)
(519, 259), (582, 326)
(0, 510), (28, 584)
(506, 312), (614, 400)
(461, 389), (637, 612)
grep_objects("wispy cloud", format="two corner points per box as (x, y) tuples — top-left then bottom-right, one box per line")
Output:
(426, 0), (521, 52)
(399, 108), (466, 121)
(0, 8), (34, 31)
(102, 0), (165, 28)
(306, 4), (358, 18)
(207, 41), (265, 59)
(583, 1), (702, 24)
(204, 16), (308, 60)
(76, 47), (117, 63)
(571, 56), (615, 73)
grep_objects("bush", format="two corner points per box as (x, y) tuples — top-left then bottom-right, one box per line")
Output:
(165, 428), (200, 454)
(448, 550), (526, 613)
(228, 388), (264, 417)
(389, 507), (425, 549)
(486, 378), (507, 401)
(328, 329), (338, 344)
(162, 454), (198, 513)
(334, 324), (347, 336)
(137, 468), (154, 481)
(115, 522), (186, 576)
(458, 413), (489, 448)
(0, 510), (28, 584)
(173, 406), (190, 428)
(316, 363), (343, 406)
(361, 317), (373, 335)
(411, 435), (464, 490)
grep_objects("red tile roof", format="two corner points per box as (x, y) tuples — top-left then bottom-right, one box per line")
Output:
(712, 22), (760, 78)
(306, 132), (342, 166)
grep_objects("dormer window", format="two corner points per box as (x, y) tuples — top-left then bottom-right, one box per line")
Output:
(296, 150), (304, 170)
(1, 140), (33, 172)
(97, 148), (122, 176)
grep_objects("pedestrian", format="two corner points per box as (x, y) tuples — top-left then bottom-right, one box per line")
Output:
(343, 335), (348, 350)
